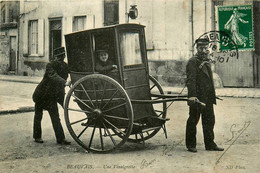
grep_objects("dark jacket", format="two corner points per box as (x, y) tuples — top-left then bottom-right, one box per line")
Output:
(95, 60), (115, 74)
(186, 55), (216, 105)
(32, 60), (69, 106)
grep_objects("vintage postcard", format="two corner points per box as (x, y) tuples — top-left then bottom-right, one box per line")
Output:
(0, 0), (259, 173)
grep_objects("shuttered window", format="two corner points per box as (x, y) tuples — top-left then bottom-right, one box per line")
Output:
(86, 15), (94, 29)
(29, 20), (38, 55)
(104, 0), (119, 26)
(73, 16), (86, 32)
(24, 19), (44, 56)
(1, 5), (6, 23)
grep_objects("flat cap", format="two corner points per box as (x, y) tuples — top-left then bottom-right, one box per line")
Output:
(195, 37), (210, 45)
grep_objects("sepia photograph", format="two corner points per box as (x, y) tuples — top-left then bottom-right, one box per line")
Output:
(0, 0), (259, 172)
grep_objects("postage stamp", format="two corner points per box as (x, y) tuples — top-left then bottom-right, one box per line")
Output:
(216, 5), (254, 51)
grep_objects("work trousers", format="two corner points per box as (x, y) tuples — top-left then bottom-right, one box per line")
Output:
(33, 101), (65, 143)
(185, 103), (217, 149)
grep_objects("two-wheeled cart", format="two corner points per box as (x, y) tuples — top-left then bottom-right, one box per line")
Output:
(64, 24), (204, 153)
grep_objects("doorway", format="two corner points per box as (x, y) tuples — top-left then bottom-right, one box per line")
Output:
(49, 19), (62, 61)
(9, 36), (16, 72)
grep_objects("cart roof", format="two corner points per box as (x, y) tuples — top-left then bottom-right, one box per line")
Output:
(65, 23), (145, 36)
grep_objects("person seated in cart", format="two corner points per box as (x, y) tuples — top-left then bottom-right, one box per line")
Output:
(95, 49), (117, 74)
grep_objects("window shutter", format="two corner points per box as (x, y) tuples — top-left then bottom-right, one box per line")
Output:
(86, 15), (95, 29)
(38, 19), (44, 56)
(23, 20), (28, 56)
(66, 17), (73, 34)
(104, 1), (119, 26)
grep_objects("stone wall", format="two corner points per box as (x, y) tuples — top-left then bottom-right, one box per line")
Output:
(0, 32), (9, 74)
(149, 59), (224, 88)
(149, 60), (187, 87)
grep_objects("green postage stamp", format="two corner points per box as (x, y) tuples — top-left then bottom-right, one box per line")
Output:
(216, 5), (254, 51)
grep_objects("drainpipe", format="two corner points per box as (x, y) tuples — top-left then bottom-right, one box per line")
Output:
(17, 10), (19, 75)
(190, 0), (194, 55)
(125, 0), (128, 23)
(211, 0), (215, 30)
(205, 0), (207, 32)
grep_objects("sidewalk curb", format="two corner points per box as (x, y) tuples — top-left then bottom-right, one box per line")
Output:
(0, 78), (40, 84)
(0, 106), (35, 115)
(0, 75), (260, 116)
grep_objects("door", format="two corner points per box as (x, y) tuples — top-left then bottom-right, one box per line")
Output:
(49, 19), (62, 61)
(9, 36), (16, 71)
(119, 30), (152, 120)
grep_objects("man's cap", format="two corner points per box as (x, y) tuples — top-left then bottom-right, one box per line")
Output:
(195, 38), (210, 45)
(54, 47), (66, 57)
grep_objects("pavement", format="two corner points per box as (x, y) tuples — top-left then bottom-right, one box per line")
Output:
(1, 97), (259, 172)
(1, 74), (260, 115)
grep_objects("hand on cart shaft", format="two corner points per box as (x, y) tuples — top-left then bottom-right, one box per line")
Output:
(188, 97), (206, 107)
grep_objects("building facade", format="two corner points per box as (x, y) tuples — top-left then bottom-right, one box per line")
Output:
(18, 0), (104, 76)
(0, 1), (19, 74)
(129, 0), (260, 87)
(10, 0), (260, 87)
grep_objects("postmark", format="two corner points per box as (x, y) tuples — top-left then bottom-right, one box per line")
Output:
(216, 5), (254, 51)
(195, 31), (239, 64)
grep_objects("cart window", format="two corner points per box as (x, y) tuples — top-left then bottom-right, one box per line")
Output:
(92, 30), (117, 73)
(65, 32), (93, 72)
(119, 32), (143, 67)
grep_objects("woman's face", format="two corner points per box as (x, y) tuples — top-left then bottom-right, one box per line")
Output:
(99, 52), (109, 62)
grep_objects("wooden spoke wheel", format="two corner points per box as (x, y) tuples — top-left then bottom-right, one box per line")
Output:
(125, 75), (167, 143)
(64, 74), (133, 153)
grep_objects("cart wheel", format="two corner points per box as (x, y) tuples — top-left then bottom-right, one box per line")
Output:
(64, 74), (133, 153)
(127, 75), (167, 142)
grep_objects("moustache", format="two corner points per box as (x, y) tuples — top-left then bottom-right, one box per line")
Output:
(198, 52), (209, 58)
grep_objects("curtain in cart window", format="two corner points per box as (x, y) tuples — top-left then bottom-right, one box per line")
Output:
(119, 32), (142, 66)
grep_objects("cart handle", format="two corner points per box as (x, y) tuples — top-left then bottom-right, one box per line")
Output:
(193, 99), (206, 107)
(131, 98), (206, 107)
(151, 93), (187, 98)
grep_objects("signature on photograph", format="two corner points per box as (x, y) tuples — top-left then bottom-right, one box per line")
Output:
(216, 121), (251, 165)
(225, 121), (251, 143)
